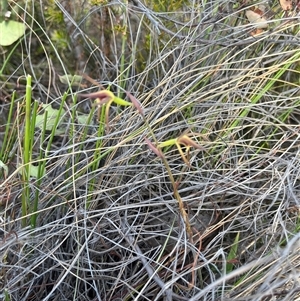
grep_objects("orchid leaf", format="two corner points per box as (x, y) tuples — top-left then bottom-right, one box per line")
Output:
(36, 104), (65, 135)
(18, 163), (45, 179)
(0, 20), (26, 46)
(59, 74), (83, 86)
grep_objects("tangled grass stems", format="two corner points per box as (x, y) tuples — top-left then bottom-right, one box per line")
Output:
(1, 0), (300, 300)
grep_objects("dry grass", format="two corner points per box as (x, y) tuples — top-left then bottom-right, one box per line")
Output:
(0, 1), (300, 300)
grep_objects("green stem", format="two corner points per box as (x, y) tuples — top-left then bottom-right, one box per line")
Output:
(21, 75), (33, 227)
(0, 91), (15, 161)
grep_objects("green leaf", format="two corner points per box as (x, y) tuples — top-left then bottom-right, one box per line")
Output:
(0, 20), (26, 46)
(0, 160), (8, 177)
(28, 164), (44, 178)
(77, 113), (90, 125)
(18, 163), (45, 179)
(36, 104), (65, 134)
(59, 74), (83, 86)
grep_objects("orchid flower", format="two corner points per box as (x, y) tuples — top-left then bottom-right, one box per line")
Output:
(79, 90), (132, 128)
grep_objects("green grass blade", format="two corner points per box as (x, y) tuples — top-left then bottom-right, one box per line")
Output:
(226, 231), (240, 274)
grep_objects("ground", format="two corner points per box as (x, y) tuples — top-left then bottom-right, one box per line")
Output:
(0, 1), (300, 300)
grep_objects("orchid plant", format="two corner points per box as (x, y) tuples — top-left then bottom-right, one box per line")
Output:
(79, 89), (132, 128)
(79, 84), (205, 240)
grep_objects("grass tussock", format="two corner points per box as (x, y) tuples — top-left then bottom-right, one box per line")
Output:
(0, 0), (300, 300)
